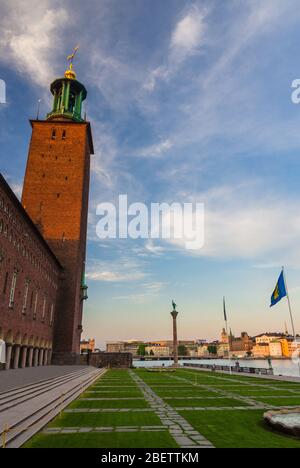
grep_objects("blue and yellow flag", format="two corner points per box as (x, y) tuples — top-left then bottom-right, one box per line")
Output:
(270, 270), (287, 307)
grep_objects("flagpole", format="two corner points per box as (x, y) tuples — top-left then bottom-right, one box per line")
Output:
(282, 267), (297, 340)
(223, 297), (232, 375)
(282, 266), (300, 375)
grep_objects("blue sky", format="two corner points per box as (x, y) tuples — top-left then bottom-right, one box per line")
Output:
(1, 0), (300, 348)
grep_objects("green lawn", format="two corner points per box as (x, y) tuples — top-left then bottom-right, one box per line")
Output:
(70, 399), (150, 409)
(179, 409), (300, 448)
(48, 411), (161, 428)
(24, 431), (179, 448)
(83, 390), (143, 398)
(253, 397), (300, 407)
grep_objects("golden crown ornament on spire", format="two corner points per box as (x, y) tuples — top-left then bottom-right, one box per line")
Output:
(65, 45), (79, 80)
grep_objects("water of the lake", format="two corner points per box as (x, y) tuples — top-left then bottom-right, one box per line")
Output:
(133, 358), (300, 378)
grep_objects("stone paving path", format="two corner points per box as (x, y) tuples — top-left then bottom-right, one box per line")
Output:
(64, 408), (154, 413)
(43, 426), (167, 434)
(129, 370), (214, 449)
(80, 397), (144, 400)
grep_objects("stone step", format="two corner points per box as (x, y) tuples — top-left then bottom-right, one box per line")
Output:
(2, 368), (106, 448)
(0, 368), (93, 412)
(0, 367), (92, 399)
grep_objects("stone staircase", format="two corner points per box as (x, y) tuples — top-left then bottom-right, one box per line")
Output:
(0, 366), (106, 448)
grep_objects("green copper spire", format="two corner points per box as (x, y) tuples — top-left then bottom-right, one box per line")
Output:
(47, 47), (87, 122)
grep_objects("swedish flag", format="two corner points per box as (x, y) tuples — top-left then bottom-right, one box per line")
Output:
(270, 270), (287, 307)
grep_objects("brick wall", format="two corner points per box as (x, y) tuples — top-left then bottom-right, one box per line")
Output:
(80, 352), (133, 369)
(0, 174), (61, 350)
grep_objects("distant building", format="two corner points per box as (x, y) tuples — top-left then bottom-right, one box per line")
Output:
(255, 333), (284, 345)
(252, 343), (270, 357)
(197, 345), (210, 357)
(106, 340), (144, 355)
(217, 343), (229, 358)
(221, 328), (229, 344)
(229, 332), (253, 356)
(80, 338), (95, 354)
(145, 346), (170, 356)
(280, 338), (291, 358)
(269, 341), (283, 358)
(106, 340), (197, 356)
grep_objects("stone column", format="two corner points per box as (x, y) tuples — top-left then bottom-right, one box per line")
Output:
(5, 345), (13, 370)
(171, 309), (179, 367)
(33, 348), (39, 367)
(47, 349), (52, 365)
(13, 345), (21, 369)
(21, 346), (28, 369)
(43, 349), (48, 366)
(28, 347), (34, 367)
(39, 349), (44, 366)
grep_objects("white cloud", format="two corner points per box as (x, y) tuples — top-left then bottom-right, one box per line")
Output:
(137, 139), (173, 158)
(0, 0), (69, 86)
(144, 5), (207, 91)
(170, 5), (206, 56)
(160, 184), (300, 266)
(86, 258), (146, 283)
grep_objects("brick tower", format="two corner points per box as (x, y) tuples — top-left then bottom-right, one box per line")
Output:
(22, 59), (94, 364)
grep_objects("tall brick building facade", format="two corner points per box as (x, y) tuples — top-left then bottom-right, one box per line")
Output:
(0, 64), (93, 369)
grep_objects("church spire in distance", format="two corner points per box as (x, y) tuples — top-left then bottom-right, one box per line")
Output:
(47, 46), (87, 122)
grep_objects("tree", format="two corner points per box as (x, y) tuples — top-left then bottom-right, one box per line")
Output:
(208, 345), (217, 355)
(137, 344), (146, 356)
(178, 345), (187, 356)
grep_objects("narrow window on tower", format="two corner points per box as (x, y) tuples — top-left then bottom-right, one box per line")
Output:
(62, 130), (66, 140)
(51, 129), (56, 140)
(33, 291), (38, 320)
(50, 304), (54, 326)
(30, 290), (34, 310)
(42, 297), (46, 322)
(9, 271), (17, 308)
(22, 280), (29, 314)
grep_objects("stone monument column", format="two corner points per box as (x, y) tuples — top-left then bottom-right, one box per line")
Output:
(171, 300), (179, 367)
